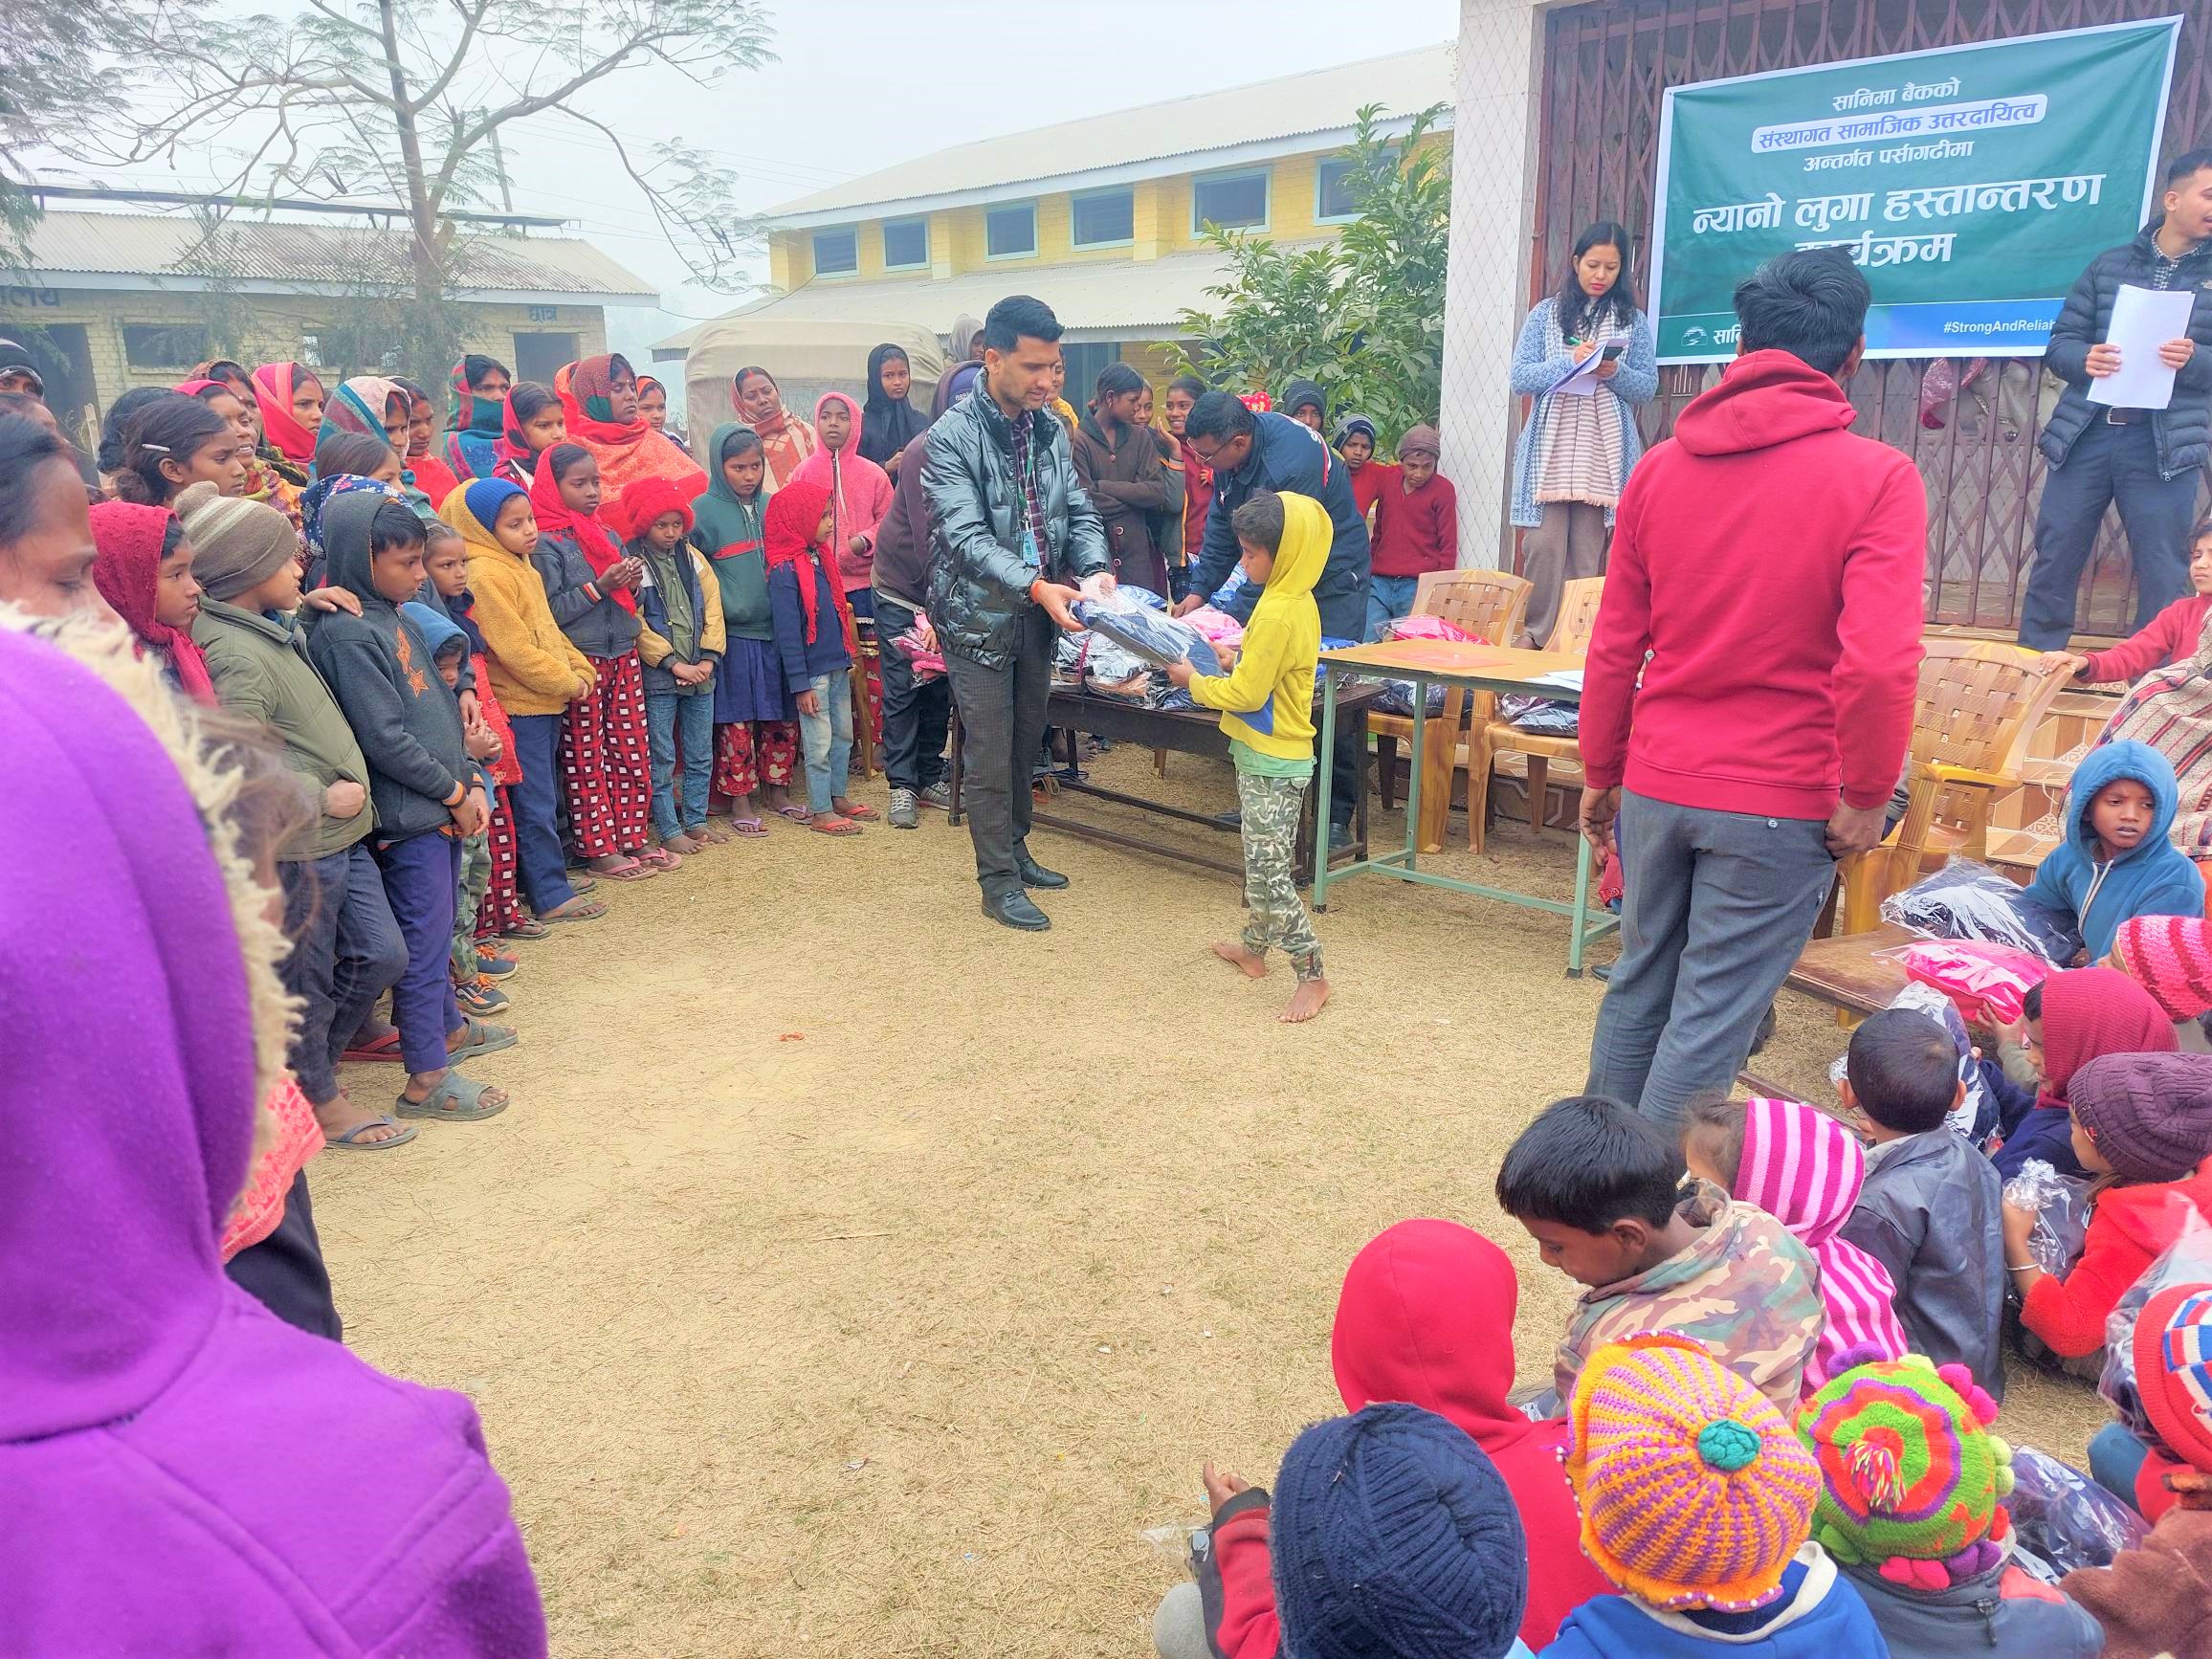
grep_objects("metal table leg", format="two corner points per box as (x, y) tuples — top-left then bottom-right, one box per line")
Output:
(1313, 671), (1338, 912)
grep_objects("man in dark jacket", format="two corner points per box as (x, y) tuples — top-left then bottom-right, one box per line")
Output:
(1177, 392), (1372, 842)
(922, 294), (1110, 931)
(876, 429), (952, 830)
(2019, 148), (2212, 650)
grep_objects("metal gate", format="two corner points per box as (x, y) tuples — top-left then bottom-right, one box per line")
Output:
(1533, 0), (2212, 631)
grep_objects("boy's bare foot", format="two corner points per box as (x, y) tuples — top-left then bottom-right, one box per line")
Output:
(1212, 940), (1268, 979)
(1280, 977), (1332, 1023)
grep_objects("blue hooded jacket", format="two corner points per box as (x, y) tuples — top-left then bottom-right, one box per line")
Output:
(2024, 738), (2203, 961)
(1539, 1548), (1888, 1658)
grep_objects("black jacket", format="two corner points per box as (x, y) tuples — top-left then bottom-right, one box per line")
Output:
(2041, 224), (2212, 477)
(304, 490), (469, 843)
(873, 433), (935, 609)
(921, 385), (1107, 671)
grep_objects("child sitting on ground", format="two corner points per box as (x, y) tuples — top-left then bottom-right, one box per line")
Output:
(1836, 1009), (2008, 1394)
(1991, 966), (2178, 1182)
(1543, 1335), (1886, 1657)
(2023, 738), (2202, 963)
(2050, 514), (2212, 686)
(1363, 426), (1457, 641)
(1683, 1095), (1910, 1392)
(1164, 489), (1331, 1023)
(2003, 1051), (2212, 1361)
(624, 476), (724, 856)
(1266, 1405), (1534, 1659)
(765, 477), (874, 835)
(1154, 1220), (1611, 1659)
(1496, 1095), (1823, 1414)
(1797, 1352), (2103, 1657)
(2090, 1278), (2212, 1524)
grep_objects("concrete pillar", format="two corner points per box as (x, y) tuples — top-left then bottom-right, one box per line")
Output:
(1437, 0), (1550, 568)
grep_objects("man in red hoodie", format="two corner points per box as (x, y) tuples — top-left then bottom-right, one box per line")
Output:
(1579, 248), (1926, 1126)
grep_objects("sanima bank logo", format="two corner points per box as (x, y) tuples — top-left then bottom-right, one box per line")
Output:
(1680, 325), (1741, 348)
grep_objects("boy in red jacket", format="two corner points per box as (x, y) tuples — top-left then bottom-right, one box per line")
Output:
(1580, 248), (1926, 1127)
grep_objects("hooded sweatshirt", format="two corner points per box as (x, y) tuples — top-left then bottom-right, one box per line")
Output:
(304, 490), (471, 842)
(1580, 349), (1926, 820)
(1840, 1553), (2104, 1659)
(1188, 490), (1326, 763)
(1196, 1221), (1613, 1657)
(691, 421), (776, 643)
(859, 343), (927, 469)
(1542, 1546), (1888, 1659)
(440, 480), (595, 718)
(0, 626), (545, 1657)
(792, 391), (895, 594)
(2024, 738), (2204, 961)
(1993, 964), (2179, 1182)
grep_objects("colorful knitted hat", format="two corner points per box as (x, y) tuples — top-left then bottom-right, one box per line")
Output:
(2112, 915), (2212, 1022)
(1795, 1350), (2013, 1590)
(2137, 1284), (2212, 1475)
(1563, 1334), (1821, 1611)
(1271, 1402), (1529, 1659)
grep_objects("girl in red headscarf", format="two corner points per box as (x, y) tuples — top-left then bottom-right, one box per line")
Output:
(765, 478), (874, 835)
(391, 377), (460, 508)
(493, 382), (566, 488)
(529, 442), (661, 877)
(88, 499), (217, 703)
(552, 354), (703, 502)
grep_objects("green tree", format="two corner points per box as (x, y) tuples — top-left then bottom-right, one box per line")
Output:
(1176, 103), (1451, 447)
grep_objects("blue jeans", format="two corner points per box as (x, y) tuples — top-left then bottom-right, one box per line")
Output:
(279, 843), (407, 1104)
(646, 691), (716, 838)
(1366, 574), (1420, 641)
(2020, 416), (2201, 648)
(372, 830), (463, 1073)
(2089, 1420), (2152, 1509)
(507, 713), (577, 914)
(798, 669), (853, 816)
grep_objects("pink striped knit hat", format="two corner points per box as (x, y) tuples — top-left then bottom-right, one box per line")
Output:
(1736, 1098), (1910, 1392)
(1564, 1334), (1822, 1611)
(2112, 915), (2212, 1022)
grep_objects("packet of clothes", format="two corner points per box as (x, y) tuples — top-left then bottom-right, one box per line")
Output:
(1880, 857), (2085, 963)
(1360, 614), (1481, 718)
(1883, 937), (2052, 1029)
(889, 611), (946, 680)
(1826, 983), (1990, 1142)
(1495, 693), (1580, 737)
(2005, 1445), (2151, 1575)
(2097, 1206), (2212, 1444)
(1182, 606), (1245, 649)
(2002, 1159), (2092, 1277)
(1073, 595), (1221, 676)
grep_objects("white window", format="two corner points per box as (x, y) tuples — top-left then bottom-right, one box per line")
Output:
(1071, 188), (1135, 248)
(882, 219), (928, 270)
(1316, 157), (1360, 223)
(985, 203), (1036, 259)
(1192, 168), (1269, 232)
(812, 227), (858, 276)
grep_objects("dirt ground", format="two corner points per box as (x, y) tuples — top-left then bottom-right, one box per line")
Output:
(313, 744), (2108, 1657)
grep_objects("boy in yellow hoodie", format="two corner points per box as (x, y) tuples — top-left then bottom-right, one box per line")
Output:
(1166, 488), (1332, 1022)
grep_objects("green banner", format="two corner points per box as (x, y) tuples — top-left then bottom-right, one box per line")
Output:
(1648, 19), (2183, 363)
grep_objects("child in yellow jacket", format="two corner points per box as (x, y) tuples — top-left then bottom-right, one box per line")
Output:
(1166, 488), (1332, 1022)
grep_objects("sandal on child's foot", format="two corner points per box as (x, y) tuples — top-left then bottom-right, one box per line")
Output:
(809, 813), (864, 836)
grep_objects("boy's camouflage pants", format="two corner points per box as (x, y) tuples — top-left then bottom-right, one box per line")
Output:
(1237, 768), (1323, 982)
(450, 828), (491, 979)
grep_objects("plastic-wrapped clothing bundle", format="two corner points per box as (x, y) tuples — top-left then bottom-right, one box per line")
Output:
(1888, 938), (2054, 1027)
(2008, 1445), (2153, 1573)
(1825, 984), (1990, 1140)
(1882, 857), (2086, 963)
(2098, 1215), (2212, 1448)
(1496, 693), (1580, 736)
(1358, 614), (1480, 718)
(1072, 595), (1221, 675)
(1181, 607), (1245, 649)
(2004, 1159), (2093, 1276)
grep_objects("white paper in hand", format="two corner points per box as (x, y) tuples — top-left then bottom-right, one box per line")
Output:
(2090, 284), (2195, 410)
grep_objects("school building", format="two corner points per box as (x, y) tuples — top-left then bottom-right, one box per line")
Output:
(4, 210), (656, 450)
(652, 45), (1454, 396)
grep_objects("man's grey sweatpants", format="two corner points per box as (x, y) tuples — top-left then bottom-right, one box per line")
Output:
(1585, 790), (1837, 1127)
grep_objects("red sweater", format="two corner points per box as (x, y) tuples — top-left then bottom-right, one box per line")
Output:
(2022, 1159), (2212, 1358)
(1370, 474), (1458, 578)
(1347, 458), (1399, 529)
(2080, 592), (2212, 685)
(1581, 350), (1926, 819)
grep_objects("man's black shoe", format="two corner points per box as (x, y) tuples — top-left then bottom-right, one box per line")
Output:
(1328, 820), (1356, 856)
(1016, 850), (1069, 889)
(982, 888), (1051, 931)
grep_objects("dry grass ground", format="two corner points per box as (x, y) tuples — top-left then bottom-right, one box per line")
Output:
(313, 744), (2106, 1656)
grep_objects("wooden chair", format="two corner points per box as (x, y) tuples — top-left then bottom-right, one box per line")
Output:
(1785, 639), (2071, 1023)
(1471, 576), (1604, 852)
(1372, 569), (1533, 853)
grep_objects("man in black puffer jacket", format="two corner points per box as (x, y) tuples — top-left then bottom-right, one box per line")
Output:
(2020, 148), (2212, 650)
(923, 294), (1109, 931)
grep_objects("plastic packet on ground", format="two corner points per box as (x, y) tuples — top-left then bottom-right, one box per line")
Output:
(2002, 1158), (2092, 1276)
(1495, 693), (1580, 736)
(1880, 857), (2085, 963)
(2006, 1444), (2151, 1574)
(1884, 938), (2053, 1028)
(2098, 1205), (2212, 1442)
(1073, 598), (1221, 675)
(1825, 983), (1989, 1140)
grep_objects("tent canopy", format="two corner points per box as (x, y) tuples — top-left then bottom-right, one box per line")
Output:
(676, 317), (946, 439)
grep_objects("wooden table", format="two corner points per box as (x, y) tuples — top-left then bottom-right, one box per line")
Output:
(946, 681), (1377, 887)
(1312, 640), (1618, 974)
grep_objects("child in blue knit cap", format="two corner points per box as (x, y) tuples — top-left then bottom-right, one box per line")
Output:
(1269, 1402), (1534, 1659)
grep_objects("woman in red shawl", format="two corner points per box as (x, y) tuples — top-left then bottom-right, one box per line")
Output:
(734, 365), (817, 490)
(528, 442), (662, 877)
(391, 377), (460, 507)
(247, 362), (325, 486)
(551, 354), (704, 503)
(88, 499), (217, 703)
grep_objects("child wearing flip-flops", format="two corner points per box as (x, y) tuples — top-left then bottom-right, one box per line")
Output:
(624, 475), (726, 857)
(766, 477), (877, 836)
(691, 423), (800, 834)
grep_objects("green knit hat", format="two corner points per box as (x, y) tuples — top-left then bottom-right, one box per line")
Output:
(1795, 1351), (2014, 1592)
